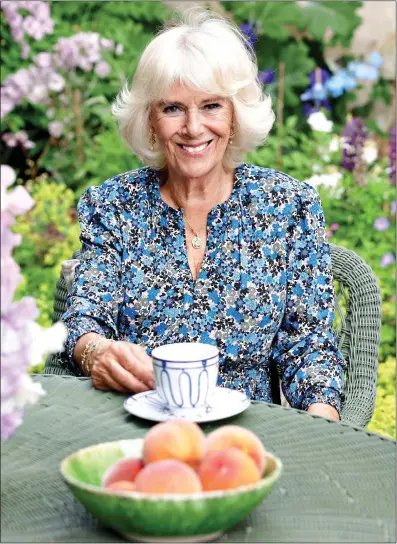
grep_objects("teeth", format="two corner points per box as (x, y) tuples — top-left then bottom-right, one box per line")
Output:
(181, 142), (209, 153)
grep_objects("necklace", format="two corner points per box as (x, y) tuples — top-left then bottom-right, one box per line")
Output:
(184, 217), (207, 249)
(169, 183), (208, 249)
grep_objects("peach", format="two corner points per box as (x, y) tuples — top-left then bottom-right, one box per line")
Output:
(134, 459), (202, 494)
(105, 480), (137, 492)
(143, 420), (205, 469)
(102, 457), (144, 488)
(205, 425), (268, 475)
(198, 447), (261, 491)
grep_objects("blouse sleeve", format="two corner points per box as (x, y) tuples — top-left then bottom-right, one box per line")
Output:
(62, 185), (123, 363)
(269, 185), (346, 415)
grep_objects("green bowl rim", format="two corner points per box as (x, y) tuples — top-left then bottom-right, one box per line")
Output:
(60, 438), (283, 502)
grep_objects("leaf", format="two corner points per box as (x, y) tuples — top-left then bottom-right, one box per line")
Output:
(296, 1), (362, 45)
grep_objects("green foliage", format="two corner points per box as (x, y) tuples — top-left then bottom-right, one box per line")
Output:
(13, 175), (81, 327)
(368, 357), (396, 439)
(221, 1), (363, 123)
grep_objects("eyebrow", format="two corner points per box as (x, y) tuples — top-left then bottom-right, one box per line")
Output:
(158, 96), (225, 107)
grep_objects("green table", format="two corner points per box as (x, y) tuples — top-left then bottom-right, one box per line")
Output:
(1, 375), (395, 543)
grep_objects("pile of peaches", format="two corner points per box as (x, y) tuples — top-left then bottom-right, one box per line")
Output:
(103, 420), (269, 494)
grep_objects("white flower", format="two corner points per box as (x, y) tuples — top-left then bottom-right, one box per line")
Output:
(48, 121), (63, 138)
(303, 172), (344, 198)
(329, 136), (340, 152)
(363, 140), (378, 165)
(312, 164), (322, 173)
(28, 321), (68, 367)
(48, 72), (65, 92)
(307, 111), (333, 133)
(115, 43), (124, 56)
(29, 84), (48, 104)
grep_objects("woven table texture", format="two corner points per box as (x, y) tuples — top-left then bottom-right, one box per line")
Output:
(1, 375), (395, 543)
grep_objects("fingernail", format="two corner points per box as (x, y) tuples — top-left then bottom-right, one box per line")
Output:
(148, 380), (156, 389)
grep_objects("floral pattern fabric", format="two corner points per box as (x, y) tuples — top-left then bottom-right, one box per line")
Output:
(63, 164), (346, 413)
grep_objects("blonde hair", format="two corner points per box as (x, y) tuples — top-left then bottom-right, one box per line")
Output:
(111, 7), (275, 169)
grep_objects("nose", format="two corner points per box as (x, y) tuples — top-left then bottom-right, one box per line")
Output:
(184, 108), (204, 138)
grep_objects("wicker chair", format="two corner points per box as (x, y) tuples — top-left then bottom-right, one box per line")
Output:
(44, 244), (382, 428)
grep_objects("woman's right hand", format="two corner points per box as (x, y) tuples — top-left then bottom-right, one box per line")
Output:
(90, 340), (155, 394)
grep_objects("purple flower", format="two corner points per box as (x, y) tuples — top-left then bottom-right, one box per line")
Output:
(389, 125), (396, 185)
(302, 99), (330, 118)
(373, 217), (390, 231)
(240, 22), (257, 47)
(309, 68), (330, 87)
(380, 253), (395, 267)
(258, 70), (275, 85)
(341, 118), (368, 171)
(390, 200), (396, 215)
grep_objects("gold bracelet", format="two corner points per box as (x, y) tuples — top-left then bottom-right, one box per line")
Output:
(81, 336), (114, 376)
(81, 339), (96, 376)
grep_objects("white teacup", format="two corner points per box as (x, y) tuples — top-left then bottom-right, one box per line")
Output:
(151, 342), (219, 411)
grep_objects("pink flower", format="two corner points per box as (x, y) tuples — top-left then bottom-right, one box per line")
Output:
(21, 41), (30, 59)
(7, 186), (35, 216)
(330, 223), (340, 231)
(34, 52), (53, 68)
(95, 60), (111, 78)
(1, 165), (16, 189)
(373, 217), (390, 231)
(380, 253), (395, 267)
(326, 231), (333, 238)
(100, 38), (114, 50)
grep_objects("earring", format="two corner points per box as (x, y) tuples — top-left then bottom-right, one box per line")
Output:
(229, 128), (235, 145)
(149, 128), (156, 150)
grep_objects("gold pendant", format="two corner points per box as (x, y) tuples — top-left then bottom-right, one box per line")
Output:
(192, 236), (202, 249)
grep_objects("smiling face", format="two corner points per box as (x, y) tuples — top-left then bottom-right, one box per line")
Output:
(150, 84), (234, 180)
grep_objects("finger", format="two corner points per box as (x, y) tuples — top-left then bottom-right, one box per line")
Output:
(116, 345), (155, 385)
(92, 368), (130, 393)
(127, 344), (154, 370)
(108, 359), (151, 394)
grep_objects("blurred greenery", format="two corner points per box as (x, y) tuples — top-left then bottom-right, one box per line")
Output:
(2, 1), (395, 439)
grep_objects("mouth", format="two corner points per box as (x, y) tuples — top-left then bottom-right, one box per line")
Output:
(176, 140), (213, 155)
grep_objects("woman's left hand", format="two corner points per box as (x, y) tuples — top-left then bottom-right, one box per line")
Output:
(307, 403), (340, 421)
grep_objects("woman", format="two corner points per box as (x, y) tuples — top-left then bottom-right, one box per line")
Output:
(63, 9), (345, 420)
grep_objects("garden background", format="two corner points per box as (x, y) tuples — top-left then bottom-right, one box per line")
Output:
(1, 1), (395, 438)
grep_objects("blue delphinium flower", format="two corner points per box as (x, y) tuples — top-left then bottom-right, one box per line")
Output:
(348, 61), (379, 81)
(326, 69), (357, 98)
(368, 51), (383, 68)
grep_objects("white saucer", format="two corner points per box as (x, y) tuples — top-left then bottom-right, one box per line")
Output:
(124, 387), (250, 423)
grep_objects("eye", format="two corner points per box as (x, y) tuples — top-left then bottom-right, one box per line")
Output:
(204, 103), (221, 110)
(163, 105), (182, 114)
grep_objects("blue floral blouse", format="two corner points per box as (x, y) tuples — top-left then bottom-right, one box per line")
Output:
(63, 163), (346, 413)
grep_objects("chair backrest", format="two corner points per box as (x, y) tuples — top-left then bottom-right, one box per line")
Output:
(329, 243), (381, 426)
(44, 244), (382, 427)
